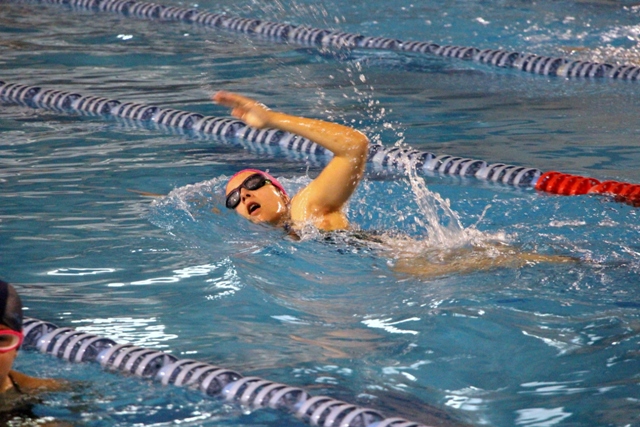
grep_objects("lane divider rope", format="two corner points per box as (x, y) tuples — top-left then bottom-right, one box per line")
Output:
(2, 80), (639, 206)
(0, 80), (541, 186)
(16, 0), (640, 80)
(22, 317), (429, 427)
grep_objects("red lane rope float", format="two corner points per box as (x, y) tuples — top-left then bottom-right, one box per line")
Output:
(589, 181), (640, 207)
(535, 171), (600, 195)
(536, 171), (640, 206)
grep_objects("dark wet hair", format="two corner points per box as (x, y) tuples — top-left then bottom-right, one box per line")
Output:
(0, 280), (23, 332)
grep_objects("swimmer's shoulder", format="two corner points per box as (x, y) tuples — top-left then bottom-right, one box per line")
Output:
(0, 372), (73, 427)
(289, 191), (350, 231)
(8, 370), (68, 394)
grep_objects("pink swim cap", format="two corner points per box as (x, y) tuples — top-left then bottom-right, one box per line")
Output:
(227, 169), (288, 197)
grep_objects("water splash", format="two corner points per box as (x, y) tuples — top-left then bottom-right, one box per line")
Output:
(148, 177), (224, 231)
(353, 157), (531, 279)
(406, 163), (464, 246)
(399, 156), (506, 250)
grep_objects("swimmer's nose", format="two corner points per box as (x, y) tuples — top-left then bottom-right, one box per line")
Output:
(240, 188), (252, 203)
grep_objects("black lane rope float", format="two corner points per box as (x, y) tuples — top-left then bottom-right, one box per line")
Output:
(13, 0), (640, 80)
(2, 80), (640, 206)
(23, 317), (431, 427)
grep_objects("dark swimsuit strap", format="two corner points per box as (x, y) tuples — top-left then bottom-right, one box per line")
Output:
(281, 221), (301, 239)
(7, 372), (24, 395)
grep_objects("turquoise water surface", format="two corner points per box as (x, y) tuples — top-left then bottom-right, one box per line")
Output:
(1, 0), (640, 426)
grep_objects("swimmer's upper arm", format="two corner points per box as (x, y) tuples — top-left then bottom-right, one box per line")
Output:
(261, 110), (369, 217)
(296, 134), (369, 215)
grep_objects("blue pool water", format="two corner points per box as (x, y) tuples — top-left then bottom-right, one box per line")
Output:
(1, 0), (640, 425)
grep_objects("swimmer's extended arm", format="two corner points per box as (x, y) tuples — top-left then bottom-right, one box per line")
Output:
(213, 91), (369, 218)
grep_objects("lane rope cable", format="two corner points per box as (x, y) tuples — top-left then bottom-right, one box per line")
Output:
(12, 0), (640, 81)
(1, 80), (639, 206)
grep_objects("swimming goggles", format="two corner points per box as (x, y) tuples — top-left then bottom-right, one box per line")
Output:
(0, 330), (23, 353)
(225, 173), (272, 209)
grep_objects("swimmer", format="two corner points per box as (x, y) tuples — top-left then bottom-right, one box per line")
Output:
(214, 91), (369, 232)
(215, 92), (576, 277)
(0, 280), (65, 397)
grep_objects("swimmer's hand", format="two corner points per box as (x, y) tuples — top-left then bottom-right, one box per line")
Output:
(212, 91), (271, 129)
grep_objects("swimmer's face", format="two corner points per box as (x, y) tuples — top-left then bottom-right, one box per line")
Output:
(225, 171), (289, 225)
(0, 326), (18, 390)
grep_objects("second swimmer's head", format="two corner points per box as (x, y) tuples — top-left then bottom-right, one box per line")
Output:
(0, 280), (22, 333)
(225, 169), (289, 225)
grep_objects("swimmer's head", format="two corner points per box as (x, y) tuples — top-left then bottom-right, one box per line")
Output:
(0, 280), (23, 333)
(225, 169), (289, 225)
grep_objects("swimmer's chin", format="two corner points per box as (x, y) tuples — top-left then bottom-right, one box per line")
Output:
(247, 212), (287, 227)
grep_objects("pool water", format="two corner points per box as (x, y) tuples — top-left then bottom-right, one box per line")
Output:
(1, 0), (640, 425)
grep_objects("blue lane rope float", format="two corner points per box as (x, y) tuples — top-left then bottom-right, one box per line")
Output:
(22, 317), (429, 427)
(16, 0), (640, 80)
(0, 80), (543, 189)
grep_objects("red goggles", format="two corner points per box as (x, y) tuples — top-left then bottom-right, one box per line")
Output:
(0, 330), (24, 353)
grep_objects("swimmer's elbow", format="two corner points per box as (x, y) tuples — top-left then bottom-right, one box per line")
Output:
(356, 132), (370, 151)
(346, 131), (369, 158)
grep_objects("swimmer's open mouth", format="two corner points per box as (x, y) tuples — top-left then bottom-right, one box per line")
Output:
(247, 202), (260, 215)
